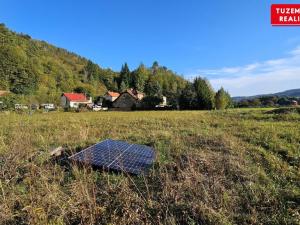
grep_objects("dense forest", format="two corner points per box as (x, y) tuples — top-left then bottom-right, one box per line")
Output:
(0, 24), (231, 110)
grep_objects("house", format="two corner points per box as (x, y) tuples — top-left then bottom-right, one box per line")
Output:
(112, 89), (144, 109)
(291, 100), (298, 106)
(134, 90), (144, 100)
(61, 93), (92, 108)
(103, 91), (120, 102)
(155, 96), (168, 108)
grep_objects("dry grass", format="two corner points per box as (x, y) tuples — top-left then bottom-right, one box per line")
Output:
(0, 109), (299, 224)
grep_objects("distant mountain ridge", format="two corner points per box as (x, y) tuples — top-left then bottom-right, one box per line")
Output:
(233, 88), (300, 101)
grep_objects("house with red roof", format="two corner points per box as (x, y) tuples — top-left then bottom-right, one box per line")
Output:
(103, 91), (120, 102)
(61, 93), (92, 108)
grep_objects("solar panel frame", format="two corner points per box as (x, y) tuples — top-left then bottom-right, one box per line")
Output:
(69, 139), (155, 175)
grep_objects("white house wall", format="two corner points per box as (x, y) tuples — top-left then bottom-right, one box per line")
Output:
(70, 101), (79, 108)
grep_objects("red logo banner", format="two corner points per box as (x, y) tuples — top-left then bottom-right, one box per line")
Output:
(271, 4), (300, 26)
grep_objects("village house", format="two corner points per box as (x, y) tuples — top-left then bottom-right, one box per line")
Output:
(112, 89), (144, 109)
(155, 96), (168, 108)
(103, 91), (120, 102)
(61, 93), (92, 108)
(291, 100), (298, 106)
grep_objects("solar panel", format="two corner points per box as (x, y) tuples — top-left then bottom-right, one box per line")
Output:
(69, 139), (155, 175)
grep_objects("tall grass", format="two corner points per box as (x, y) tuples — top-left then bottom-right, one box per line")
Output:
(0, 110), (299, 224)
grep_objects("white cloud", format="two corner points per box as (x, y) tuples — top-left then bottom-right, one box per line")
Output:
(188, 46), (300, 96)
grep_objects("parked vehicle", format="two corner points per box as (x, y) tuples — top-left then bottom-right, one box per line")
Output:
(40, 104), (55, 110)
(31, 104), (39, 110)
(15, 104), (28, 110)
(92, 105), (102, 111)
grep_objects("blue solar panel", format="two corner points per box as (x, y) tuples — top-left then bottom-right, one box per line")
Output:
(69, 139), (155, 175)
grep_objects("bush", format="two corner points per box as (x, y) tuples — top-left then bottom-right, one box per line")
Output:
(141, 96), (162, 109)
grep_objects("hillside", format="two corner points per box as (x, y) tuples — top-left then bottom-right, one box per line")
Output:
(275, 88), (300, 97)
(233, 88), (300, 102)
(0, 24), (186, 104)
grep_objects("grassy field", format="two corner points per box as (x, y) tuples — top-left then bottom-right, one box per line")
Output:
(0, 109), (299, 225)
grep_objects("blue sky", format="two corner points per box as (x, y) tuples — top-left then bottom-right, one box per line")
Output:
(1, 0), (300, 96)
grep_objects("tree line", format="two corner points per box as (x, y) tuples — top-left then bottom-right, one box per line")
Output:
(236, 96), (299, 108)
(0, 23), (232, 110)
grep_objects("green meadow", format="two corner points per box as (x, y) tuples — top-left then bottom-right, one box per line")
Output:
(0, 109), (299, 224)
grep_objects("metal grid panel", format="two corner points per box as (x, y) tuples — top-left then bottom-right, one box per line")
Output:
(69, 139), (155, 175)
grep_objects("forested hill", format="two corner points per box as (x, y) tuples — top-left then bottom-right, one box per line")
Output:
(233, 88), (300, 102)
(0, 23), (187, 104)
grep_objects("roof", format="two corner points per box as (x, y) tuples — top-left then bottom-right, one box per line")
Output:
(0, 90), (9, 97)
(63, 93), (88, 102)
(125, 89), (138, 100)
(125, 89), (144, 99)
(107, 91), (120, 97)
(113, 89), (145, 103)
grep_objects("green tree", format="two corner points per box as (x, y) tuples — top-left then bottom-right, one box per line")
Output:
(193, 77), (215, 110)
(141, 96), (163, 109)
(238, 100), (250, 108)
(131, 64), (147, 91)
(215, 87), (231, 110)
(82, 60), (101, 82)
(74, 86), (91, 96)
(164, 89), (179, 108)
(120, 81), (127, 92)
(145, 77), (162, 96)
(100, 68), (119, 91)
(0, 24), (194, 105)
(10, 66), (38, 94)
(251, 98), (262, 107)
(118, 63), (131, 90)
(152, 61), (159, 74)
(0, 93), (22, 110)
(179, 83), (197, 109)
(73, 82), (100, 97)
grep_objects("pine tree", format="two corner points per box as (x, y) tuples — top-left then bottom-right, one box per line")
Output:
(145, 77), (162, 96)
(179, 82), (197, 109)
(118, 63), (131, 91)
(151, 61), (159, 75)
(83, 60), (100, 82)
(193, 77), (215, 109)
(120, 81), (127, 92)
